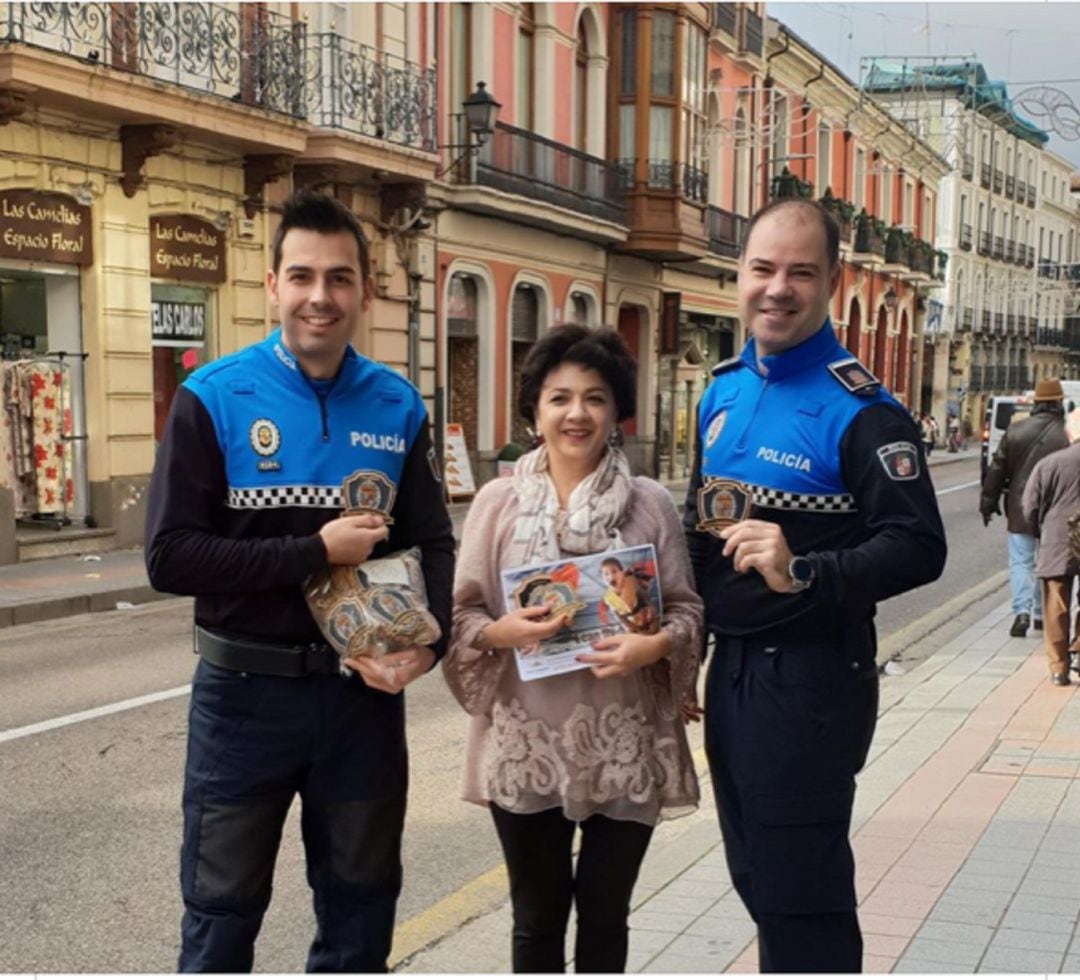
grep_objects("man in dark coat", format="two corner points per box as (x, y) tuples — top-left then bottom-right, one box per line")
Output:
(980, 378), (1067, 637)
(1022, 408), (1080, 685)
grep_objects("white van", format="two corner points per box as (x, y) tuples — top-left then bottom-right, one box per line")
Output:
(980, 383), (1080, 479)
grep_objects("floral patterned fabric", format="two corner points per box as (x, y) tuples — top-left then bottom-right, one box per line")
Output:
(0, 361), (73, 516)
(443, 476), (703, 826)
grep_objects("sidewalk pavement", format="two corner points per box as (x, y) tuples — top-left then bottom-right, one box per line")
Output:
(401, 599), (1079, 975)
(0, 446), (981, 629)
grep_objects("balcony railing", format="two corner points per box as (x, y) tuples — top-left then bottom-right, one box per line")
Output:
(969, 367), (985, 393)
(994, 312), (1004, 334)
(962, 307), (974, 331)
(853, 212), (885, 256)
(978, 231), (992, 256)
(992, 236), (1004, 260)
(707, 205), (746, 259)
(959, 224), (973, 250)
(884, 227), (909, 266)
(467, 120), (625, 224)
(1027, 185), (1036, 207)
(1026, 245), (1035, 268)
(981, 310), (992, 332)
(682, 163), (709, 204)
(980, 163), (991, 189)
(1004, 240), (1015, 263)
(1036, 326), (1065, 348)
(961, 154), (974, 180)
(1, 2), (307, 117)
(712, 3), (737, 36)
(1005, 175), (1015, 198)
(309, 34), (435, 150)
(993, 169), (1003, 194)
(1006, 313), (1016, 332)
(1039, 260), (1060, 280)
(1017, 179), (1027, 203)
(1066, 316), (1080, 351)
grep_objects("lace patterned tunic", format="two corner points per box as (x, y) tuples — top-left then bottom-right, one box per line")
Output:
(443, 476), (703, 825)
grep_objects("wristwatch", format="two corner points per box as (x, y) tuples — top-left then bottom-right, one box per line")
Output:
(787, 555), (816, 593)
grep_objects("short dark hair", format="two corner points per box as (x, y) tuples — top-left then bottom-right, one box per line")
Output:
(271, 190), (370, 278)
(517, 325), (636, 426)
(740, 198), (840, 269)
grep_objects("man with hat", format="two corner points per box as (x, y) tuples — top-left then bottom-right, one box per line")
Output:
(980, 378), (1068, 637)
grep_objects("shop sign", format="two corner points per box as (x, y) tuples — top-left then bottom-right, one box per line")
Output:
(152, 299), (206, 347)
(0, 189), (92, 266)
(149, 214), (226, 284)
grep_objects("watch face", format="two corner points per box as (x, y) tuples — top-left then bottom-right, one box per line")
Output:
(790, 557), (814, 586)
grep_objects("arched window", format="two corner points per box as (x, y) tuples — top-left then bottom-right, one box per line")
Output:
(447, 273), (480, 452)
(575, 22), (588, 151)
(734, 106), (750, 215)
(511, 283), (540, 446)
(817, 121), (831, 195)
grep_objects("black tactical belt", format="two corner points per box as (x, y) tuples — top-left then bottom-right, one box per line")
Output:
(195, 626), (341, 678)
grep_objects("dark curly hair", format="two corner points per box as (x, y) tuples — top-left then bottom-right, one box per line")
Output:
(271, 189), (369, 279)
(517, 325), (637, 426)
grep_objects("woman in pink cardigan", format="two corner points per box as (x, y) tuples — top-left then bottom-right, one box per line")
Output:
(443, 325), (703, 973)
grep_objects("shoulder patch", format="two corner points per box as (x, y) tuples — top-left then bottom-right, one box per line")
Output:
(710, 355), (743, 377)
(877, 441), (920, 481)
(827, 358), (881, 396)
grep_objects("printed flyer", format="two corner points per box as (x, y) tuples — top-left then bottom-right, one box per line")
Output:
(500, 544), (662, 681)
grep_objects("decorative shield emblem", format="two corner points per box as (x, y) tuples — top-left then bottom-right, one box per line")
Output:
(342, 469), (396, 524)
(696, 478), (752, 538)
(512, 574), (587, 625)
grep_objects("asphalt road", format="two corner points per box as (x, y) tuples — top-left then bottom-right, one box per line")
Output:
(0, 455), (1002, 972)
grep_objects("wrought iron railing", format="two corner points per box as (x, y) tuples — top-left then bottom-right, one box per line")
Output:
(959, 224), (972, 250)
(1004, 240), (1015, 263)
(978, 231), (992, 256)
(1017, 179), (1027, 203)
(1025, 245), (1035, 268)
(464, 120), (625, 224)
(1066, 316), (1080, 351)
(962, 307), (974, 331)
(981, 310), (992, 332)
(961, 154), (974, 180)
(1036, 326), (1065, 348)
(1027, 185), (1036, 207)
(1039, 260), (1060, 280)
(992, 236), (1003, 260)
(306, 33), (435, 150)
(1, 2), (307, 116)
(1005, 175), (1015, 198)
(707, 205), (746, 258)
(994, 312), (1004, 333)
(993, 169), (1003, 194)
(1006, 313), (1016, 332)
(647, 159), (677, 191)
(980, 163), (991, 189)
(969, 367), (984, 393)
(682, 163), (708, 204)
(853, 212), (885, 255)
(884, 227), (908, 265)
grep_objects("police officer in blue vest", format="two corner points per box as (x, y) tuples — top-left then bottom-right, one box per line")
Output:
(684, 199), (946, 972)
(146, 191), (454, 972)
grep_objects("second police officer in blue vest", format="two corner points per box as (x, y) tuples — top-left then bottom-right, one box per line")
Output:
(145, 191), (454, 972)
(684, 198), (946, 972)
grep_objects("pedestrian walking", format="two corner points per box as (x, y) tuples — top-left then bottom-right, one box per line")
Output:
(683, 198), (946, 973)
(145, 190), (455, 972)
(919, 413), (937, 458)
(443, 325), (703, 973)
(979, 378), (1067, 637)
(1021, 408), (1080, 685)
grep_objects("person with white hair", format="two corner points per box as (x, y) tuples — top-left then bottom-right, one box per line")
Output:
(1021, 407), (1080, 685)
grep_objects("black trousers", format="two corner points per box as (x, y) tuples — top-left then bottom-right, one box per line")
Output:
(490, 803), (654, 973)
(705, 633), (879, 973)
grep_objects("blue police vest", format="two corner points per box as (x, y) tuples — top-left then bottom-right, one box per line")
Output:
(183, 329), (424, 512)
(698, 321), (899, 517)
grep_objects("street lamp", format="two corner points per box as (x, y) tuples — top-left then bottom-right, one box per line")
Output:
(883, 287), (898, 311)
(436, 82), (502, 178)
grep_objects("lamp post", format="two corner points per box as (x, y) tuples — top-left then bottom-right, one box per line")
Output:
(436, 82), (502, 178)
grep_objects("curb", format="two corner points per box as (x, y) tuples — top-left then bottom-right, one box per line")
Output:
(0, 585), (172, 629)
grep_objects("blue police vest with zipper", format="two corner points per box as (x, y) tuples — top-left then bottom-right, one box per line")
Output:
(182, 328), (424, 510)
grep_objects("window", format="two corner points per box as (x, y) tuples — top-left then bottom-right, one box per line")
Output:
(619, 9), (636, 96)
(854, 148), (865, 209)
(770, 92), (788, 180)
(880, 169), (893, 225)
(651, 11), (675, 96)
(923, 191), (932, 239)
(511, 283), (540, 446)
(817, 121), (831, 194)
(575, 23), (588, 151)
(648, 106), (674, 185)
(450, 3), (472, 134)
(681, 20), (707, 182)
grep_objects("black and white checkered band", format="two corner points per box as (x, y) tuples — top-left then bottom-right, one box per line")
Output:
(227, 486), (342, 510)
(749, 483), (856, 514)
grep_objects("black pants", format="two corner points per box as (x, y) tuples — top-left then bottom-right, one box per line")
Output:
(179, 659), (407, 973)
(705, 634), (878, 973)
(490, 803), (654, 973)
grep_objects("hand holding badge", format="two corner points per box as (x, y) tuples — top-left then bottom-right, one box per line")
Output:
(696, 478), (753, 537)
(305, 469), (441, 673)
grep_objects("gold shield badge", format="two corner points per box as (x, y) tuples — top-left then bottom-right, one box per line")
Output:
(696, 478), (752, 538)
(342, 469), (397, 525)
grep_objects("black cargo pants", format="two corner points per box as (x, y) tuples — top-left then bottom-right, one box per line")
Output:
(705, 632), (879, 973)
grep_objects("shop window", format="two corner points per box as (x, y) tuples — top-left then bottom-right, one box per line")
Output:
(151, 284), (212, 445)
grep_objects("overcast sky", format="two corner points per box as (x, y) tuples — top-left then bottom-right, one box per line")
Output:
(768, 1), (1080, 170)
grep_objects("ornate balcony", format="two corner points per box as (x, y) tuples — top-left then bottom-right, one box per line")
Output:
(852, 211), (885, 262)
(1039, 260), (1060, 280)
(462, 120), (625, 225)
(771, 166), (812, 201)
(962, 307), (974, 332)
(707, 205), (746, 259)
(1005, 175), (1015, 198)
(992, 236), (1004, 260)
(980, 163), (991, 189)
(306, 33), (435, 152)
(981, 310), (992, 333)
(1004, 240), (1015, 263)
(1017, 179), (1027, 203)
(961, 154), (974, 180)
(1026, 245), (1035, 268)
(1, 2), (307, 116)
(978, 231), (992, 256)
(994, 312), (1004, 334)
(884, 226), (910, 269)
(1027, 185), (1036, 207)
(959, 224), (973, 250)
(993, 169), (1003, 194)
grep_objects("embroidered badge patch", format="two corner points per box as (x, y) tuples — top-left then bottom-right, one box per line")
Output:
(249, 418), (281, 457)
(877, 441), (920, 481)
(827, 358), (880, 395)
(705, 411), (726, 449)
(696, 478), (753, 537)
(342, 469), (397, 524)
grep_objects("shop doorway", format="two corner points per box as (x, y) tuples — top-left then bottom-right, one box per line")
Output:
(0, 267), (89, 524)
(151, 284), (213, 443)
